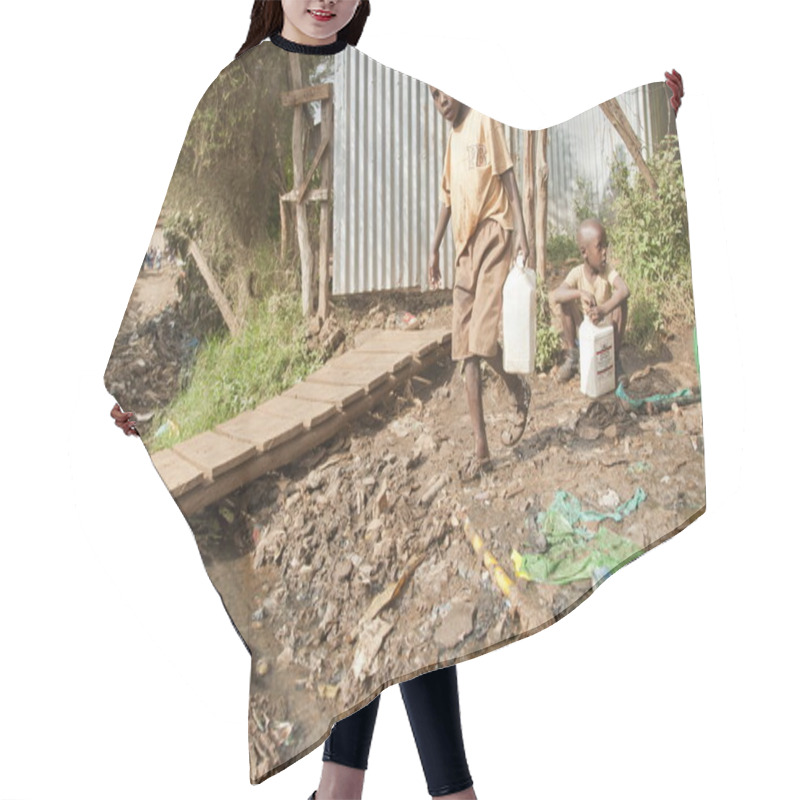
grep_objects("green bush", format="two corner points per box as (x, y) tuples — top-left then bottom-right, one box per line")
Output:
(546, 231), (580, 266)
(609, 135), (693, 350)
(535, 279), (561, 373)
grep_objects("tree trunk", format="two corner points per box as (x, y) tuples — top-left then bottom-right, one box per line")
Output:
(289, 54), (315, 316)
(317, 98), (334, 320)
(600, 98), (658, 194)
(534, 128), (549, 281)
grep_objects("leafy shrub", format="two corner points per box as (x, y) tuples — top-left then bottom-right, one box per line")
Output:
(546, 231), (580, 266)
(609, 135), (693, 350)
(535, 279), (561, 373)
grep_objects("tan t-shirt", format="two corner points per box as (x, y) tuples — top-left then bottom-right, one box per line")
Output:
(440, 109), (514, 258)
(564, 262), (621, 314)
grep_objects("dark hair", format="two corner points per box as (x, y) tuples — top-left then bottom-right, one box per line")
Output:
(236, 1), (371, 59)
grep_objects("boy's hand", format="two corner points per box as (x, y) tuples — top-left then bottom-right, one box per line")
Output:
(428, 251), (441, 290)
(587, 304), (604, 324)
(111, 403), (139, 437)
(580, 291), (597, 311)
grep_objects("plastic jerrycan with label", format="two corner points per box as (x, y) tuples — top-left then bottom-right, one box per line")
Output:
(579, 317), (615, 397)
(502, 253), (537, 374)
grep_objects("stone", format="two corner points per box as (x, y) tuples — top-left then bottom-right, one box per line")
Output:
(434, 600), (476, 649)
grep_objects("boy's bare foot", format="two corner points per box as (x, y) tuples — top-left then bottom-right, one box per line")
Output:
(501, 377), (530, 446)
(458, 455), (493, 483)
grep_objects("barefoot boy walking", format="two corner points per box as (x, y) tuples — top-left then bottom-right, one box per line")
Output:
(428, 87), (531, 481)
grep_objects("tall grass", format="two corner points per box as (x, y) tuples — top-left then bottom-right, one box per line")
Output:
(147, 293), (321, 451)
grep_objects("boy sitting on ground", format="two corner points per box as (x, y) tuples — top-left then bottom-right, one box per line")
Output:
(427, 86), (531, 481)
(550, 219), (630, 384)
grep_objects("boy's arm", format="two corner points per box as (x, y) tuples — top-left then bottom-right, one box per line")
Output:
(551, 268), (593, 308)
(597, 274), (630, 316)
(551, 280), (583, 305)
(500, 168), (529, 263)
(428, 203), (451, 290)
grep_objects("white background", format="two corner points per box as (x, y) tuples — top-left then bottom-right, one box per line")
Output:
(1, 1), (796, 798)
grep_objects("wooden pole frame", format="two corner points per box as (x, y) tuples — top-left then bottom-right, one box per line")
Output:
(281, 55), (335, 320)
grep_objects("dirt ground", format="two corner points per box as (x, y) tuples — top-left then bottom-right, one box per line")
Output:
(112, 258), (705, 775)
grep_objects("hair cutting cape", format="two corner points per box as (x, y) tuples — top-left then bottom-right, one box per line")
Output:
(104, 38), (704, 784)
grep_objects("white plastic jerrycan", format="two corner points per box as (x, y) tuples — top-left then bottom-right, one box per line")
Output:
(579, 317), (615, 397)
(502, 253), (537, 374)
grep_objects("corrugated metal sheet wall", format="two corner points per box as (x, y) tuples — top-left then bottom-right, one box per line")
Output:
(333, 49), (670, 294)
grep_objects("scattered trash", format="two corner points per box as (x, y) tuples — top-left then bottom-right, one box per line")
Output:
(627, 461), (652, 475)
(616, 381), (698, 413)
(511, 489), (646, 585)
(598, 488), (621, 510)
(154, 419), (179, 439)
(395, 311), (420, 330)
(420, 473), (448, 506)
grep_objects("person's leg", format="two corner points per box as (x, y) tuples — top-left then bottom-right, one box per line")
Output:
(484, 345), (531, 446)
(609, 297), (628, 383)
(554, 298), (581, 382)
(463, 355), (489, 463)
(400, 666), (476, 799)
(452, 237), (489, 479)
(316, 695), (381, 800)
(609, 297), (628, 355)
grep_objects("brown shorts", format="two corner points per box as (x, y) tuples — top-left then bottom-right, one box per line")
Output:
(451, 218), (514, 361)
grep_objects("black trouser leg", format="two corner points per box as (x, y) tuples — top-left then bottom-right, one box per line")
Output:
(400, 666), (473, 797)
(322, 693), (381, 770)
(322, 666), (473, 796)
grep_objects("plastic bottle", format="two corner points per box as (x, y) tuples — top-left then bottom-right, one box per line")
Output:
(502, 253), (537, 374)
(579, 318), (615, 397)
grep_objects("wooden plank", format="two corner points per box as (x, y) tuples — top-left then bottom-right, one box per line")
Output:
(307, 364), (390, 392)
(280, 188), (329, 204)
(188, 240), (240, 336)
(283, 380), (366, 409)
(175, 350), (442, 514)
(257, 394), (338, 429)
(173, 430), (256, 480)
(296, 132), (330, 206)
(280, 82), (332, 107)
(329, 349), (413, 374)
(151, 448), (206, 497)
(354, 328), (450, 357)
(215, 409), (303, 453)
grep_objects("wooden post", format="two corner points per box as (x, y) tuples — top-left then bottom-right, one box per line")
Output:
(317, 97), (334, 320)
(188, 240), (241, 336)
(534, 128), (549, 281)
(523, 130), (535, 266)
(280, 198), (288, 262)
(288, 54), (315, 317)
(600, 98), (658, 194)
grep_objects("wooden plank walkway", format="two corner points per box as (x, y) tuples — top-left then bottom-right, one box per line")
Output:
(150, 328), (451, 515)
